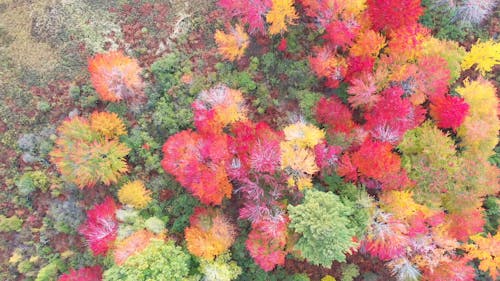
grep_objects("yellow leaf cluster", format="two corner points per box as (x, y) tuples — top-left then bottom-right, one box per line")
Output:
(464, 232), (500, 280)
(266, 0), (299, 35)
(456, 79), (500, 159)
(281, 141), (318, 190)
(461, 40), (500, 75)
(283, 122), (325, 148)
(214, 24), (249, 61)
(380, 190), (430, 221)
(90, 111), (127, 140)
(118, 180), (152, 209)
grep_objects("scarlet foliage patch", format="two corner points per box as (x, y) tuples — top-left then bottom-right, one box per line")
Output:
(58, 265), (103, 281)
(351, 139), (410, 190)
(88, 51), (144, 103)
(218, 0), (272, 34)
(227, 121), (283, 179)
(78, 197), (119, 256)
(161, 130), (233, 205)
(429, 94), (469, 131)
(323, 20), (359, 49)
(315, 97), (356, 135)
(309, 47), (347, 88)
(364, 86), (425, 144)
(367, 0), (423, 31)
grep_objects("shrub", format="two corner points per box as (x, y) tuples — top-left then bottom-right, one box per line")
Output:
(288, 189), (361, 267)
(0, 215), (23, 232)
(118, 180), (152, 209)
(50, 113), (130, 188)
(103, 240), (192, 281)
(16, 171), (49, 195)
(48, 199), (85, 234)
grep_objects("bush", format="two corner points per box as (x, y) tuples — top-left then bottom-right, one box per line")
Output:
(0, 215), (23, 232)
(288, 189), (362, 267)
(16, 171), (49, 195)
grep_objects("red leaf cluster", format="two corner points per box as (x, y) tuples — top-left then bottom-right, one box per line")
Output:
(218, 0), (272, 34)
(246, 218), (288, 271)
(367, 0), (424, 32)
(161, 130), (232, 205)
(364, 86), (425, 144)
(430, 94), (469, 131)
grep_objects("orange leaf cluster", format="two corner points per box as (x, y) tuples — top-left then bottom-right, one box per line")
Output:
(113, 230), (161, 265)
(214, 24), (249, 61)
(88, 51), (144, 102)
(185, 207), (236, 260)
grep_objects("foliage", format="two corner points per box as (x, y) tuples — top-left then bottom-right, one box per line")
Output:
(78, 196), (118, 256)
(113, 230), (160, 265)
(362, 210), (409, 261)
(367, 0), (423, 31)
(288, 189), (361, 267)
(398, 121), (460, 204)
(246, 218), (288, 271)
(214, 24), (249, 61)
(218, 0), (272, 34)
(50, 113), (130, 188)
(420, 37), (465, 82)
(199, 252), (242, 281)
(103, 240), (192, 281)
(0, 214), (23, 232)
(456, 79), (500, 159)
(185, 207), (236, 260)
(484, 196), (500, 235)
(461, 40), (500, 75)
(88, 51), (144, 103)
(280, 122), (324, 190)
(89, 111), (127, 139)
(456, 0), (498, 25)
(36, 260), (61, 281)
(48, 199), (85, 234)
(161, 130), (232, 205)
(464, 232), (500, 279)
(341, 263), (360, 281)
(118, 180), (152, 209)
(266, 0), (298, 35)
(429, 94), (469, 131)
(16, 170), (49, 195)
(58, 265), (102, 281)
